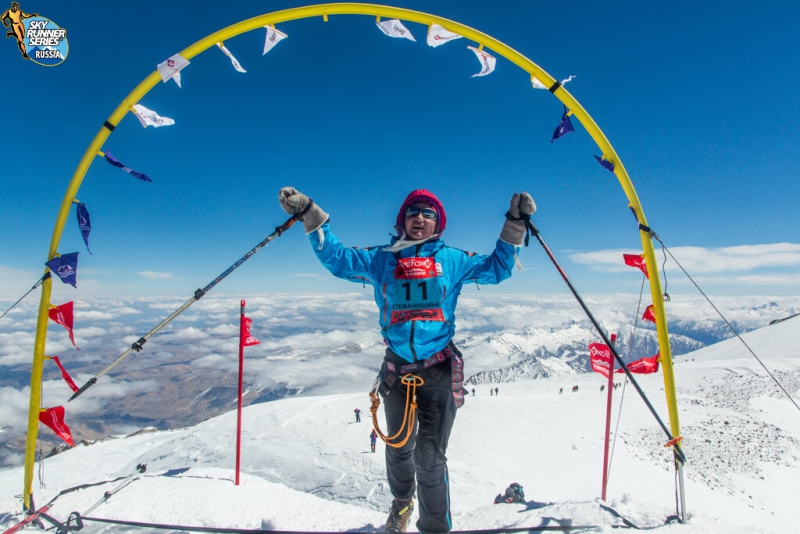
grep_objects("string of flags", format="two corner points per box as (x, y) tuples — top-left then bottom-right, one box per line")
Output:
(622, 253), (659, 324)
(36, 13), (628, 448)
(578, 252), (663, 377)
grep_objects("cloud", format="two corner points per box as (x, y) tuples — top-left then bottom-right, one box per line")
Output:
(159, 326), (210, 341)
(568, 243), (800, 274)
(138, 271), (173, 280)
(63, 377), (161, 415)
(0, 386), (30, 430)
(0, 265), (40, 299)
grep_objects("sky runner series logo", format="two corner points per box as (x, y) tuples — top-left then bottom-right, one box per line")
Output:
(2, 2), (68, 66)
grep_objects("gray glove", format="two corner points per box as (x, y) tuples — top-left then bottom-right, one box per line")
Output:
(500, 192), (536, 245)
(278, 186), (329, 234)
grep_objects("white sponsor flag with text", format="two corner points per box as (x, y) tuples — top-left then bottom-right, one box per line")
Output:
(157, 53), (190, 88)
(468, 46), (496, 77)
(426, 23), (462, 47)
(263, 26), (288, 55)
(132, 104), (175, 128)
(217, 43), (247, 73)
(376, 19), (416, 42)
(532, 74), (576, 90)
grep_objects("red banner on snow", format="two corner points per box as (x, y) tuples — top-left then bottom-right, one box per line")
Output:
(39, 406), (74, 446)
(48, 301), (79, 349)
(616, 354), (660, 374)
(642, 304), (656, 323)
(51, 356), (79, 392)
(588, 342), (614, 379)
(623, 254), (649, 278)
(240, 316), (260, 347)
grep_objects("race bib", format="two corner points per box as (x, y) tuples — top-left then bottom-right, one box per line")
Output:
(390, 257), (444, 324)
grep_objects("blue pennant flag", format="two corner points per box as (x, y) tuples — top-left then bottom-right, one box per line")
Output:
(75, 202), (93, 255)
(104, 151), (152, 182)
(551, 105), (574, 142)
(594, 155), (615, 172)
(45, 252), (79, 288)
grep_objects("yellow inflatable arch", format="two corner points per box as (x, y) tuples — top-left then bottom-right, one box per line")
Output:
(24, 2), (682, 511)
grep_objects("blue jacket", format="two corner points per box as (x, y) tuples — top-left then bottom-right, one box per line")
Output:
(310, 223), (518, 363)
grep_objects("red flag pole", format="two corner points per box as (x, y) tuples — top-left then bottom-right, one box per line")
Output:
(601, 333), (617, 501)
(235, 299), (245, 486)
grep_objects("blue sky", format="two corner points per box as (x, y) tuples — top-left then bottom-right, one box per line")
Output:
(3, 0), (799, 301)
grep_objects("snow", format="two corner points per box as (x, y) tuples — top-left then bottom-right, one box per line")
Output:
(1, 319), (799, 533)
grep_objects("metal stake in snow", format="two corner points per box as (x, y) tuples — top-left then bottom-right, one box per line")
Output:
(68, 215), (300, 402)
(235, 299), (261, 485)
(601, 333), (617, 501)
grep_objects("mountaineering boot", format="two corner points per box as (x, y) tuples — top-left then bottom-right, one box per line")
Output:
(385, 497), (414, 533)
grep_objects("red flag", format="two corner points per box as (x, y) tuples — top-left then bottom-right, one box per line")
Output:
(240, 316), (261, 347)
(623, 254), (649, 278)
(48, 302), (79, 349)
(39, 406), (74, 446)
(588, 342), (613, 379)
(616, 354), (660, 374)
(642, 304), (656, 323)
(628, 354), (660, 374)
(51, 356), (79, 392)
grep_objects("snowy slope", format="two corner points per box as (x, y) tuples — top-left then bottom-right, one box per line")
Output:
(0, 319), (799, 533)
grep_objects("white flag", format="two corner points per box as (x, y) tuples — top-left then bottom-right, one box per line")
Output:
(532, 74), (576, 90)
(263, 26), (288, 55)
(132, 104), (175, 128)
(426, 23), (462, 48)
(157, 53), (190, 88)
(216, 42), (246, 73)
(376, 19), (416, 42)
(468, 46), (496, 77)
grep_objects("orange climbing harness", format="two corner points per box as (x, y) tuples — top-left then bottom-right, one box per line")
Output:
(369, 374), (424, 448)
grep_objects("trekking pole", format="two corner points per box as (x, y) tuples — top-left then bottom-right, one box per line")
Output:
(0, 272), (51, 321)
(522, 216), (685, 464)
(69, 214), (301, 401)
(82, 464), (147, 516)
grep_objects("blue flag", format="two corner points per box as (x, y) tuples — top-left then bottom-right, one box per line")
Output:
(75, 202), (93, 254)
(551, 105), (574, 142)
(45, 253), (79, 288)
(594, 155), (615, 172)
(104, 151), (152, 182)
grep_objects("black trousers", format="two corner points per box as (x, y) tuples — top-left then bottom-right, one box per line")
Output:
(382, 349), (458, 534)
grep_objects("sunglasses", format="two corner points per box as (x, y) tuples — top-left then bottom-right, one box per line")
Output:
(405, 206), (438, 220)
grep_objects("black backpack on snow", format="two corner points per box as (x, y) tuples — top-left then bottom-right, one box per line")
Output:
(494, 482), (525, 504)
